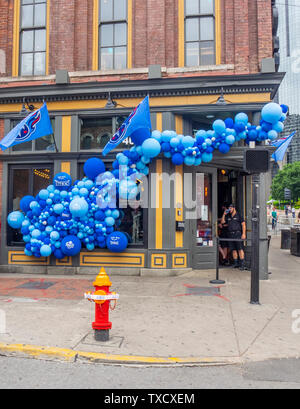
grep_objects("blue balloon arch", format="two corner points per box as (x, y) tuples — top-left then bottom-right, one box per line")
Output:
(7, 102), (288, 259)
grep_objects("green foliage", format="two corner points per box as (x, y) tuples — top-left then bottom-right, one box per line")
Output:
(271, 161), (300, 202)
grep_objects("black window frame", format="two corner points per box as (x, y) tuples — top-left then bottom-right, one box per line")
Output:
(184, 0), (216, 67)
(19, 0), (47, 76)
(98, 0), (128, 70)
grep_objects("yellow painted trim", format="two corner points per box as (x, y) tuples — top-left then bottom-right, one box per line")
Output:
(172, 253), (187, 268)
(156, 113), (163, 132)
(178, 0), (185, 67)
(61, 162), (71, 174)
(80, 252), (145, 267)
(92, 0), (99, 70)
(0, 342), (241, 365)
(215, 0), (221, 65)
(0, 93), (272, 114)
(155, 159), (163, 249)
(8, 251), (49, 265)
(151, 253), (167, 269)
(46, 0), (50, 75)
(12, 0), (20, 77)
(61, 116), (72, 152)
(127, 0), (133, 69)
(56, 256), (72, 266)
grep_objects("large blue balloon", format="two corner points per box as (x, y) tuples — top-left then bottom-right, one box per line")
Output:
(141, 138), (161, 158)
(106, 231), (128, 253)
(83, 158), (105, 180)
(69, 198), (89, 218)
(53, 172), (72, 191)
(261, 103), (282, 124)
(20, 196), (35, 213)
(7, 211), (25, 229)
(61, 235), (82, 256)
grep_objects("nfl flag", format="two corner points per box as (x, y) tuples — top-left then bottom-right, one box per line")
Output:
(102, 96), (152, 156)
(0, 102), (53, 151)
(271, 131), (296, 162)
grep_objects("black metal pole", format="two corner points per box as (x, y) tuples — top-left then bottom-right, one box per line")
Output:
(210, 237), (225, 285)
(250, 173), (260, 304)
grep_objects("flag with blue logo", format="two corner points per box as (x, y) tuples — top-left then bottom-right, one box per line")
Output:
(0, 102), (53, 151)
(102, 96), (152, 156)
(271, 131), (296, 162)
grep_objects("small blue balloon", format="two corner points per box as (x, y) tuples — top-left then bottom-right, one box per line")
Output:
(235, 112), (248, 125)
(213, 120), (226, 135)
(40, 245), (52, 257)
(141, 138), (161, 158)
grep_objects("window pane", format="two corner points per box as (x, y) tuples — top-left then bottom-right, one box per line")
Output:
(33, 168), (51, 195)
(34, 29), (46, 51)
(200, 17), (214, 41)
(100, 0), (113, 21)
(34, 52), (45, 75)
(100, 24), (113, 46)
(22, 0), (33, 4)
(12, 140), (33, 151)
(35, 120), (55, 151)
(114, 46), (126, 69)
(80, 118), (113, 150)
(196, 173), (213, 246)
(186, 0), (199, 15)
(186, 42), (199, 66)
(120, 207), (144, 245)
(186, 18), (199, 42)
(114, 0), (127, 20)
(114, 23), (127, 46)
(21, 53), (33, 75)
(34, 3), (46, 27)
(100, 47), (113, 70)
(200, 41), (215, 65)
(200, 0), (214, 14)
(21, 5), (34, 28)
(21, 30), (34, 52)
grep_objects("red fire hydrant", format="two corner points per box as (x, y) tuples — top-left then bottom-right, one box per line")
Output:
(84, 267), (119, 341)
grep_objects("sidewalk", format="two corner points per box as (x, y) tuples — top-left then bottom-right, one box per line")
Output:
(0, 236), (299, 366)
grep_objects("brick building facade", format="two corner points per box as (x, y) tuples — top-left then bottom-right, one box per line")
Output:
(0, 0), (283, 276)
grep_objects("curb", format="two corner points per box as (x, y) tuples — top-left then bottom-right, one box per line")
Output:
(0, 343), (242, 367)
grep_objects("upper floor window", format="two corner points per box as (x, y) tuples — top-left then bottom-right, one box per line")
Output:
(99, 0), (127, 70)
(185, 0), (215, 67)
(20, 0), (47, 76)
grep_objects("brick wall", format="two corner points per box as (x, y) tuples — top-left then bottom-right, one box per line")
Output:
(0, 0), (274, 77)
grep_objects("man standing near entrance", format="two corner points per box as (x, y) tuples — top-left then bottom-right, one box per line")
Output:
(221, 204), (246, 270)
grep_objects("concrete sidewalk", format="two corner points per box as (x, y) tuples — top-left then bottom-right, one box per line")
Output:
(0, 235), (299, 365)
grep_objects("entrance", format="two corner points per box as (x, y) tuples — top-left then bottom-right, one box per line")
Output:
(191, 167), (217, 270)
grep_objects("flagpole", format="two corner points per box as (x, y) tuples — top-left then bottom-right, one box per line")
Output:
(43, 99), (58, 153)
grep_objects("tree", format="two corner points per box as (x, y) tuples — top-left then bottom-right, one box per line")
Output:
(271, 161), (300, 203)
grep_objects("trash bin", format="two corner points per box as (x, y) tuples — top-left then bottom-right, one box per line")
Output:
(290, 228), (300, 257)
(281, 229), (291, 249)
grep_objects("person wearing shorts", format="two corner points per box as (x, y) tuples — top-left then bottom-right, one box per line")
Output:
(221, 204), (246, 270)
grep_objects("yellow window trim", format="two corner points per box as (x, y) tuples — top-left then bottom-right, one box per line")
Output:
(93, 0), (132, 71)
(178, 0), (221, 67)
(12, 0), (50, 77)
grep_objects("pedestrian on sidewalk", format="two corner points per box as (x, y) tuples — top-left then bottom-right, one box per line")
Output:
(272, 207), (278, 230)
(221, 204), (246, 270)
(292, 207), (296, 218)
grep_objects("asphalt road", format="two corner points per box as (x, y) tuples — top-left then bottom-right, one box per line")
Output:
(0, 356), (300, 390)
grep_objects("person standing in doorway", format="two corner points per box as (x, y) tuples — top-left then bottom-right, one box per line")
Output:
(221, 204), (246, 270)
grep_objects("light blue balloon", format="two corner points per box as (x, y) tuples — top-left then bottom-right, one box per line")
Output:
(40, 245), (52, 257)
(24, 249), (33, 256)
(262, 103), (282, 124)
(268, 130), (278, 140)
(23, 235), (31, 243)
(118, 154), (129, 165)
(86, 243), (95, 251)
(29, 201), (39, 209)
(79, 187), (89, 197)
(50, 231), (60, 241)
(53, 204), (64, 214)
(7, 211), (25, 229)
(151, 130), (162, 141)
(184, 156), (195, 166)
(112, 209), (120, 219)
(235, 112), (249, 125)
(39, 189), (49, 200)
(69, 198), (89, 218)
(170, 137), (180, 148)
(202, 153), (213, 163)
(213, 119), (226, 134)
(194, 157), (202, 166)
(105, 217), (115, 227)
(225, 135), (235, 145)
(272, 121), (284, 133)
(31, 229), (41, 239)
(182, 136), (195, 149)
(142, 138), (161, 158)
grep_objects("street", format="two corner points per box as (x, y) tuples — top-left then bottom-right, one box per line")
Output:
(0, 356), (300, 389)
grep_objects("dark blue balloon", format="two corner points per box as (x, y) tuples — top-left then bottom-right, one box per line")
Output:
(106, 231), (128, 252)
(48, 216), (56, 226)
(61, 235), (82, 257)
(54, 249), (65, 260)
(20, 195), (35, 213)
(225, 118), (234, 128)
(53, 172), (72, 191)
(171, 153), (184, 166)
(84, 158), (106, 180)
(219, 143), (230, 154)
(161, 142), (171, 152)
(234, 122), (245, 133)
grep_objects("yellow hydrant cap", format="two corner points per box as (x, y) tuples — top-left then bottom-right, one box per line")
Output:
(93, 267), (112, 287)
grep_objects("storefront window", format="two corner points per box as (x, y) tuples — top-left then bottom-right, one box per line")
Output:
(196, 173), (213, 247)
(7, 165), (53, 245)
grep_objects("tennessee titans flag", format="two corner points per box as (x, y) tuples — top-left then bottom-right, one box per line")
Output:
(102, 96), (152, 156)
(0, 102), (53, 151)
(271, 131), (296, 162)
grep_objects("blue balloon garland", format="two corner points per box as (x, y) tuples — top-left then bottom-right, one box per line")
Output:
(7, 102), (288, 259)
